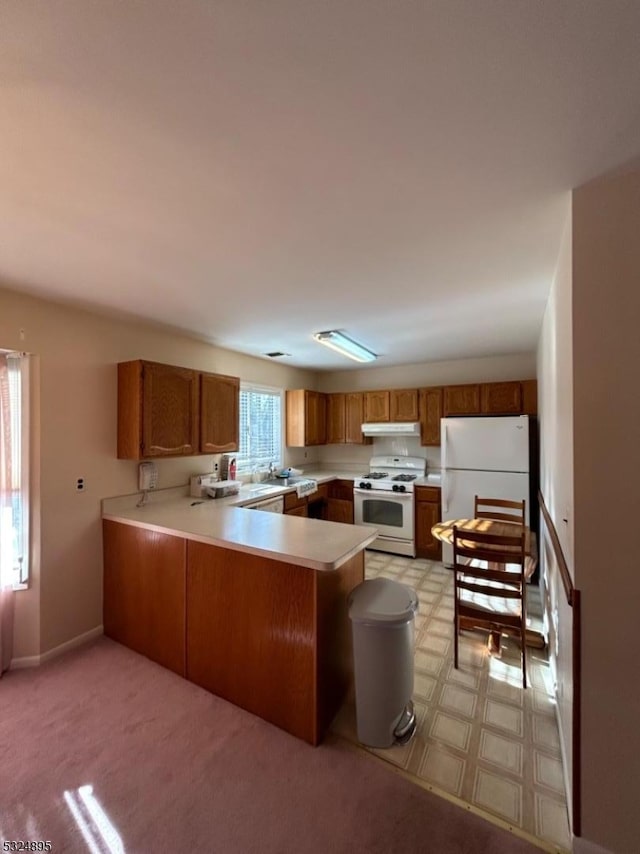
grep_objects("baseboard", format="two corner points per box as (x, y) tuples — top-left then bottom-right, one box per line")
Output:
(10, 625), (104, 669)
(573, 837), (613, 854)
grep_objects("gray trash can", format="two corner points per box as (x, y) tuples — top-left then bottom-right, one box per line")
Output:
(348, 577), (419, 748)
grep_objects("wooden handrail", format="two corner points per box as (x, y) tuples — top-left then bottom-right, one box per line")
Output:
(537, 488), (581, 837)
(538, 489), (574, 607)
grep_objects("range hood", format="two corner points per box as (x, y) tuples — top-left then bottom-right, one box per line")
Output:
(361, 422), (421, 437)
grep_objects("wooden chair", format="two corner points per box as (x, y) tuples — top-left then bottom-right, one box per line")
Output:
(474, 495), (537, 579)
(453, 525), (528, 688)
(474, 495), (525, 525)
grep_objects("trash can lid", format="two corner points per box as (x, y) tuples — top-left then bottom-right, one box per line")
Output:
(348, 578), (419, 625)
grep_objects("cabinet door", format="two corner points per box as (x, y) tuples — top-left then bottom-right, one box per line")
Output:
(521, 379), (538, 415)
(364, 390), (390, 422)
(419, 387), (443, 446)
(390, 389), (418, 421)
(142, 362), (199, 457)
(481, 381), (522, 415)
(326, 393), (346, 444)
(345, 392), (371, 444)
(200, 372), (239, 453)
(284, 491), (307, 513)
(327, 498), (354, 524)
(443, 384), (481, 416)
(305, 391), (327, 445)
(415, 494), (442, 560)
(103, 520), (187, 675)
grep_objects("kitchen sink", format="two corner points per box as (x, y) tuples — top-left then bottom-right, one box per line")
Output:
(261, 477), (303, 486)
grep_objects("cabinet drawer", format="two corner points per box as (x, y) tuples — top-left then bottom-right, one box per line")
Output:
(415, 486), (441, 503)
(284, 492), (307, 512)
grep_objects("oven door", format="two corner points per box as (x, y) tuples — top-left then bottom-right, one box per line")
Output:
(354, 488), (414, 541)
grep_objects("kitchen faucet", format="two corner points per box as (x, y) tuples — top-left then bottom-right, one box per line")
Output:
(268, 461), (276, 477)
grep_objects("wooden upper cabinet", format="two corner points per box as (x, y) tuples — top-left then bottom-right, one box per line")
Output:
(118, 360), (199, 460)
(345, 392), (371, 444)
(521, 379), (538, 415)
(286, 390), (327, 447)
(364, 390), (390, 422)
(308, 391), (327, 446)
(326, 393), (346, 444)
(390, 388), (419, 421)
(118, 360), (240, 460)
(325, 392), (370, 445)
(481, 381), (522, 415)
(443, 384), (481, 416)
(419, 387), (443, 446)
(200, 372), (239, 453)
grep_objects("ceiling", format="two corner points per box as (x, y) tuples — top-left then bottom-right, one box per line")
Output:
(2, 2), (640, 371)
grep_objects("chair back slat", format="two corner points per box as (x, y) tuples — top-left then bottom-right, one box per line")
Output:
(474, 495), (525, 525)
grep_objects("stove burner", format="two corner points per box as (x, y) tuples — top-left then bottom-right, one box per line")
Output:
(392, 474), (417, 482)
(363, 471), (389, 479)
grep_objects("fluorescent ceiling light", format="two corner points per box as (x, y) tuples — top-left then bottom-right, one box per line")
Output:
(313, 330), (377, 363)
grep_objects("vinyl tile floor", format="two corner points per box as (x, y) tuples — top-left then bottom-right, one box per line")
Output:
(331, 551), (571, 853)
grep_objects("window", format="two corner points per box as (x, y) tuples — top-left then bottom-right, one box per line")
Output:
(236, 384), (282, 474)
(0, 351), (30, 587)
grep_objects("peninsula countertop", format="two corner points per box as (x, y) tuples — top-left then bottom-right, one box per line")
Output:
(102, 480), (378, 572)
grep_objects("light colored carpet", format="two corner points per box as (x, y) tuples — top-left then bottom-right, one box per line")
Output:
(332, 552), (570, 853)
(0, 637), (542, 853)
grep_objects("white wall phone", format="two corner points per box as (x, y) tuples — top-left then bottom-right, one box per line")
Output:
(138, 461), (158, 492)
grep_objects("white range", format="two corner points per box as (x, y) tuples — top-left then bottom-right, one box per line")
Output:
(353, 455), (427, 557)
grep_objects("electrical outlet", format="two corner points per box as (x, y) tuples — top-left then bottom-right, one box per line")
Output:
(76, 477), (85, 492)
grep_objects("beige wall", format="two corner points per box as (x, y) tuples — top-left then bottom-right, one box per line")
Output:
(0, 286), (316, 659)
(316, 353), (536, 392)
(572, 166), (640, 853)
(536, 205), (576, 825)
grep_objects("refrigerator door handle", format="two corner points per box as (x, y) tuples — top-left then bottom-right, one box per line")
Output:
(442, 423), (448, 470)
(442, 470), (448, 514)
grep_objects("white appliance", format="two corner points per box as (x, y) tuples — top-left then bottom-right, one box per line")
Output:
(440, 415), (531, 564)
(244, 495), (285, 513)
(353, 455), (426, 557)
(361, 422), (421, 437)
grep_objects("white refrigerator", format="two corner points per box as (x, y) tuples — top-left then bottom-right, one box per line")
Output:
(440, 415), (530, 564)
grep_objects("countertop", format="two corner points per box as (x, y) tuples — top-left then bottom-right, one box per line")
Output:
(102, 472), (378, 572)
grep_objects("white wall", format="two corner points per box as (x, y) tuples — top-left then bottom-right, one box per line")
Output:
(536, 202), (576, 829)
(571, 165), (640, 854)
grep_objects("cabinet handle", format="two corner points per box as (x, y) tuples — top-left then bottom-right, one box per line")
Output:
(148, 444), (192, 452)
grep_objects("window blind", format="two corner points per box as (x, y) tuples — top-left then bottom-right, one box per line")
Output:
(0, 351), (29, 586)
(236, 384), (282, 473)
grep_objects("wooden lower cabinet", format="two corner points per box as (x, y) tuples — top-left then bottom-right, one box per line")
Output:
(103, 518), (364, 746)
(186, 541), (363, 745)
(327, 479), (354, 524)
(415, 487), (442, 560)
(327, 498), (354, 524)
(103, 520), (187, 676)
(286, 504), (308, 517)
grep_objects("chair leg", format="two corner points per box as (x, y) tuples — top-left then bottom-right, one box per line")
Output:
(454, 617), (459, 670)
(521, 624), (527, 689)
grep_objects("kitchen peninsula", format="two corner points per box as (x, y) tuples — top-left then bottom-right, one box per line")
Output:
(102, 487), (378, 745)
